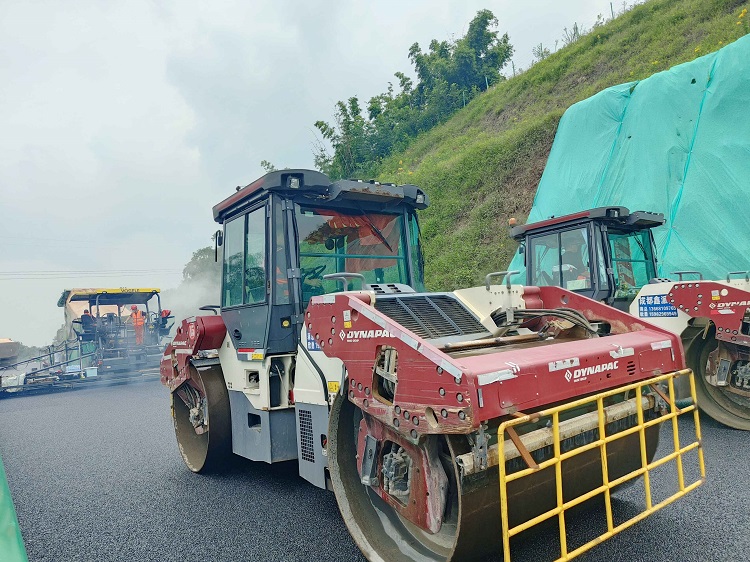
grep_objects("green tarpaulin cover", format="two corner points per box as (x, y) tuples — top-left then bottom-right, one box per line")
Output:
(510, 35), (750, 279)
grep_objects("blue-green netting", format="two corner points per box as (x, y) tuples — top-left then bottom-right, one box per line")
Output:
(509, 35), (750, 279)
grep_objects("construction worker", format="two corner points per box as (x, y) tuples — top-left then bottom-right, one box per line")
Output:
(80, 309), (95, 330)
(560, 235), (590, 288)
(129, 305), (146, 345)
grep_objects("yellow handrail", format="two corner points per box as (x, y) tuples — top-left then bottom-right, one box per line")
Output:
(498, 369), (705, 562)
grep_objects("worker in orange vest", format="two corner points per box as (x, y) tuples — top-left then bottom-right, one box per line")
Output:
(129, 305), (146, 345)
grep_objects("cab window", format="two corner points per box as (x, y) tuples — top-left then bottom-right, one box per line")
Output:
(222, 205), (267, 307)
(529, 227), (591, 290)
(296, 206), (410, 305)
(608, 230), (655, 297)
(529, 233), (559, 287)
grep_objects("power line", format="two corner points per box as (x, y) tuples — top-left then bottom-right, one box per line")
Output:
(0, 269), (183, 281)
(0, 269), (180, 274)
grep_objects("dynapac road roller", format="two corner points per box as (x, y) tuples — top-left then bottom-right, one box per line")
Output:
(510, 206), (750, 430)
(161, 170), (704, 561)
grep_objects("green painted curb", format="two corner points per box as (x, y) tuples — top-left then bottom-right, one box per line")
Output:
(0, 454), (28, 562)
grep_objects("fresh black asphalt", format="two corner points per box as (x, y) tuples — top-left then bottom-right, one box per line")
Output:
(1, 378), (747, 561)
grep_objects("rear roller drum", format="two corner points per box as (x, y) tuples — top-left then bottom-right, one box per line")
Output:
(171, 365), (232, 473)
(328, 395), (661, 562)
(689, 332), (750, 431)
(328, 395), (479, 562)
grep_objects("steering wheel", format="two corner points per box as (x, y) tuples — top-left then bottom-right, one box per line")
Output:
(537, 269), (554, 286)
(148, 311), (159, 323)
(301, 265), (327, 283)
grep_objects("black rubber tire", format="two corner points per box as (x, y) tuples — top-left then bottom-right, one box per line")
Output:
(171, 365), (232, 473)
(689, 332), (750, 431)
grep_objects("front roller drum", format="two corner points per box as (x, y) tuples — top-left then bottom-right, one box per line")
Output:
(171, 364), (232, 473)
(687, 330), (750, 430)
(327, 395), (660, 562)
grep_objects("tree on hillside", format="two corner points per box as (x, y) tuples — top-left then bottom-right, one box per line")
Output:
(409, 9), (512, 94)
(314, 9), (513, 179)
(182, 246), (221, 285)
(260, 160), (277, 173)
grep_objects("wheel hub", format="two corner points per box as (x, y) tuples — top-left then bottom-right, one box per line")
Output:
(355, 414), (448, 534)
(382, 444), (412, 500)
(176, 383), (208, 435)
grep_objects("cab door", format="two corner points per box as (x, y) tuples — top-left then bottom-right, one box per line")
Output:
(220, 201), (271, 356)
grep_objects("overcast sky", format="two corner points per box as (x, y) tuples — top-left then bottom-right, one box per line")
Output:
(1, 0), (607, 346)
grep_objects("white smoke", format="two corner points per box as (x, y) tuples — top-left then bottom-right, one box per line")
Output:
(161, 276), (221, 334)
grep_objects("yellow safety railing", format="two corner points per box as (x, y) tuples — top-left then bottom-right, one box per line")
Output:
(498, 369), (705, 562)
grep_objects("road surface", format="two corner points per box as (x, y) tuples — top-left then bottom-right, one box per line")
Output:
(0, 378), (747, 561)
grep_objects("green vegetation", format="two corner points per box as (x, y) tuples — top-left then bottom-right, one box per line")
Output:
(366, 0), (750, 291)
(314, 10), (512, 180)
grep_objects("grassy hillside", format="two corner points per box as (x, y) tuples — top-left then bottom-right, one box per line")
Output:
(374, 0), (750, 291)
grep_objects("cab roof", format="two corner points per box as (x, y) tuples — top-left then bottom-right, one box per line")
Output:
(510, 206), (665, 241)
(57, 288), (161, 307)
(212, 169), (429, 223)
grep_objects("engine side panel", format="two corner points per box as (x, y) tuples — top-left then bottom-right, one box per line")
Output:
(295, 403), (330, 489)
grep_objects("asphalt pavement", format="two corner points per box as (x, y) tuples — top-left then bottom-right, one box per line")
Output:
(1, 378), (747, 562)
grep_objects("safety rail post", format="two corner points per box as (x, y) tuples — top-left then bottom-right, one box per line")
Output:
(635, 382), (653, 510)
(553, 410), (567, 558)
(668, 375), (686, 492)
(499, 432), (511, 562)
(597, 395), (614, 533)
(688, 373), (707, 480)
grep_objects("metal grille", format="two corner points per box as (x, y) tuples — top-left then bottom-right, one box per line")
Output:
(627, 361), (636, 376)
(298, 409), (315, 463)
(374, 294), (488, 340)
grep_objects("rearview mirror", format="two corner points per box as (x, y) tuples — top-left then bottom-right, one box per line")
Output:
(214, 230), (224, 262)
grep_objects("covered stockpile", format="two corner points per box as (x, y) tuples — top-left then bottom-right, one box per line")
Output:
(510, 35), (750, 278)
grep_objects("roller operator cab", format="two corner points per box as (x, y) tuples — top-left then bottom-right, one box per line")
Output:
(213, 169), (427, 359)
(162, 176), (705, 562)
(162, 170), (428, 476)
(510, 206), (664, 310)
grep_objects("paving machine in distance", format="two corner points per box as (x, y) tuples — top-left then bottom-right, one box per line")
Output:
(1, 288), (174, 395)
(511, 206), (750, 430)
(161, 171), (704, 562)
(59, 288), (173, 375)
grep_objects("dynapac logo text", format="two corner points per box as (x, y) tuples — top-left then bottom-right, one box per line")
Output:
(565, 361), (619, 382)
(340, 329), (393, 342)
(716, 300), (750, 308)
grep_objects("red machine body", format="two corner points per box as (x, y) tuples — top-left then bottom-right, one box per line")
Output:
(160, 315), (227, 391)
(306, 286), (684, 439)
(668, 281), (750, 347)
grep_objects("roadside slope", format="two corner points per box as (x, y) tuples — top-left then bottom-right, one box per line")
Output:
(375, 0), (750, 290)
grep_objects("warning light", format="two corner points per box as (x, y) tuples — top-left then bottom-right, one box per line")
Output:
(508, 217), (517, 226)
